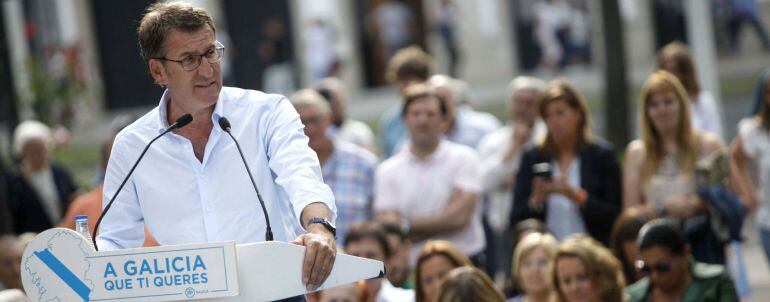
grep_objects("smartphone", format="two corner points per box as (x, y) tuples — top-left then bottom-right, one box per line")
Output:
(532, 162), (552, 179)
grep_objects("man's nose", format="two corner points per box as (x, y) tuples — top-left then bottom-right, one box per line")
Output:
(197, 58), (215, 77)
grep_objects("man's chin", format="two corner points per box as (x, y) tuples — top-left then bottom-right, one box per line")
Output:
(200, 90), (221, 104)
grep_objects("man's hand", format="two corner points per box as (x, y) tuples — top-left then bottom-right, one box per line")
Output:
(292, 222), (337, 292)
(502, 121), (532, 163)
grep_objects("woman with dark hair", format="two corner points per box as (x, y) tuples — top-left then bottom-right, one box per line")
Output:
(436, 266), (505, 302)
(657, 41), (723, 139)
(626, 219), (738, 302)
(730, 68), (770, 271)
(414, 240), (472, 302)
(609, 206), (656, 284)
(511, 78), (621, 246)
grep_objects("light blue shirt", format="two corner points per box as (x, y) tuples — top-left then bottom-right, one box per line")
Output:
(546, 158), (587, 241)
(97, 87), (336, 250)
(378, 103), (408, 158)
(447, 105), (501, 149)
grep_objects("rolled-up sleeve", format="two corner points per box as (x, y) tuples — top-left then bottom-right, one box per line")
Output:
(96, 133), (146, 250)
(477, 134), (515, 193)
(264, 97), (336, 223)
(454, 149), (483, 193)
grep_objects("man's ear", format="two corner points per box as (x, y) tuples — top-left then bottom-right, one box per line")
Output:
(148, 59), (168, 87)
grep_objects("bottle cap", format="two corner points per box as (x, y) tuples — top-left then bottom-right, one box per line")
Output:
(75, 215), (88, 221)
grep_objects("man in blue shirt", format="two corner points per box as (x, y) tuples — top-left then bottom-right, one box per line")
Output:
(290, 89), (377, 242)
(97, 2), (337, 292)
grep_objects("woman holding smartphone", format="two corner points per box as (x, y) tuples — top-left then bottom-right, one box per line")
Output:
(511, 78), (621, 246)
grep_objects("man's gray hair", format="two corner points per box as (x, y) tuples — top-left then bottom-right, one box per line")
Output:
(12, 120), (52, 156)
(507, 76), (547, 101)
(290, 89), (331, 116)
(429, 74), (474, 106)
(315, 77), (349, 105)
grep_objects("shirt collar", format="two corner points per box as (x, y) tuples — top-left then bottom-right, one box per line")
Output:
(322, 140), (341, 169)
(404, 139), (448, 163)
(156, 88), (226, 133)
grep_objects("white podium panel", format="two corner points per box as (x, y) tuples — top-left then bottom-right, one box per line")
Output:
(21, 228), (239, 301)
(21, 228), (384, 302)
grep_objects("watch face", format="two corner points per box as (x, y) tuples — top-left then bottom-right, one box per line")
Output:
(309, 218), (336, 236)
(322, 219), (336, 232)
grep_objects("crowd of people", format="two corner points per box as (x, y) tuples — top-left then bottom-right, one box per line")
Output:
(1, 5), (769, 300)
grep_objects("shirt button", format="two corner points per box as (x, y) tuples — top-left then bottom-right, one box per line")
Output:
(206, 207), (212, 212)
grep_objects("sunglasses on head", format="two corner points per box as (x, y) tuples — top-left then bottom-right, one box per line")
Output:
(635, 259), (673, 274)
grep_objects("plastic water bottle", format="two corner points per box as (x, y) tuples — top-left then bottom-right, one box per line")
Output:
(75, 215), (95, 250)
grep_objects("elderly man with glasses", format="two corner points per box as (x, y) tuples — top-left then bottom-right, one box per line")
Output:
(96, 2), (337, 296)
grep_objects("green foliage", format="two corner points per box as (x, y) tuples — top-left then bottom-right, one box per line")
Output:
(51, 145), (100, 191)
(25, 55), (82, 125)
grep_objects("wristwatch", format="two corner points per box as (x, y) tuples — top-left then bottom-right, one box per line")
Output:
(306, 217), (337, 238)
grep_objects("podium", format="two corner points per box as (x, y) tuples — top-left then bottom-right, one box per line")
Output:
(20, 228), (384, 301)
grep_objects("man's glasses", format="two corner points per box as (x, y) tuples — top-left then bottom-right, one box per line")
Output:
(301, 115), (324, 126)
(635, 259), (673, 274)
(154, 41), (225, 71)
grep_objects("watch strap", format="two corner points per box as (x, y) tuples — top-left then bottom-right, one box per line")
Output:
(307, 217), (336, 238)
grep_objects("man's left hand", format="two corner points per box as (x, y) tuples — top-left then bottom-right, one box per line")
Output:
(291, 225), (337, 291)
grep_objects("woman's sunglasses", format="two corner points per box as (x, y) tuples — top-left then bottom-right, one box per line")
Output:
(635, 259), (674, 274)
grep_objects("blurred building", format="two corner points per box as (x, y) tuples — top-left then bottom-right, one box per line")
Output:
(1, 0), (770, 134)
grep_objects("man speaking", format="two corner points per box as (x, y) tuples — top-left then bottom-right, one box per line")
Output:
(95, 2), (337, 296)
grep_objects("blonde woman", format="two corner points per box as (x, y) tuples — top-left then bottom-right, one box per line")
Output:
(623, 70), (724, 215)
(623, 70), (724, 263)
(551, 236), (625, 302)
(510, 232), (559, 302)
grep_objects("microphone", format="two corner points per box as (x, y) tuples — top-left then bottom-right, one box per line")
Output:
(92, 113), (193, 251)
(218, 116), (274, 241)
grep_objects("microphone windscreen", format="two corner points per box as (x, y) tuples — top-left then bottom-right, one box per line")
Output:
(175, 114), (193, 129)
(218, 117), (231, 131)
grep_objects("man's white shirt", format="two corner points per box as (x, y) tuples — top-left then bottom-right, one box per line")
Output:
(374, 140), (485, 264)
(97, 87), (336, 250)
